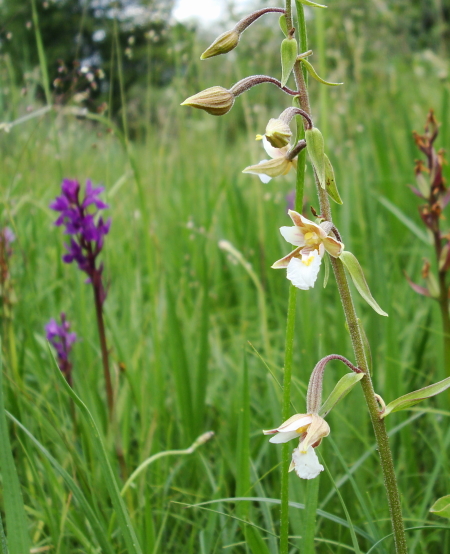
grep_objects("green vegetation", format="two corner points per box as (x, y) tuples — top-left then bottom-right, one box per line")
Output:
(1, 1), (450, 552)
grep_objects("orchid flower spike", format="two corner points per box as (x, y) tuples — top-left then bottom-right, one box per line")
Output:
(242, 137), (297, 183)
(263, 413), (330, 479)
(272, 209), (344, 290)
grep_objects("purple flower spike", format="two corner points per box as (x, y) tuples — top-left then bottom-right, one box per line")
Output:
(50, 178), (110, 304)
(45, 313), (77, 384)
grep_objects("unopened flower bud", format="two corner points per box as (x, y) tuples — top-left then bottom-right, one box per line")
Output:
(258, 118), (292, 148)
(201, 29), (240, 59)
(181, 86), (235, 116)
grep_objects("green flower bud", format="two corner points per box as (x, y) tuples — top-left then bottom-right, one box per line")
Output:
(181, 86), (235, 116)
(260, 118), (292, 148)
(201, 29), (240, 59)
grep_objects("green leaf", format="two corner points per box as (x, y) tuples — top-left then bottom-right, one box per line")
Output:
(300, 58), (343, 86)
(324, 154), (343, 204)
(0, 512), (8, 554)
(430, 496), (450, 519)
(281, 38), (298, 87)
(319, 373), (364, 418)
(0, 339), (31, 554)
(245, 525), (272, 554)
(381, 376), (450, 419)
(279, 14), (288, 37)
(235, 356), (250, 520)
(298, 0), (328, 7)
(340, 252), (388, 317)
(48, 346), (143, 554)
(377, 195), (431, 246)
(305, 127), (326, 188)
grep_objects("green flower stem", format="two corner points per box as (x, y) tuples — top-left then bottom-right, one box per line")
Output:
(302, 476), (320, 554)
(280, 283), (298, 554)
(279, 8), (308, 552)
(317, 184), (408, 554)
(285, 0), (293, 30)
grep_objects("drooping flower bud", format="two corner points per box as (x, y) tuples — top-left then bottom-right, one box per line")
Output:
(201, 29), (240, 59)
(181, 86), (235, 116)
(258, 118), (292, 148)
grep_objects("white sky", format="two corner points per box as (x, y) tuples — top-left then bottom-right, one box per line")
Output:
(173, 0), (256, 24)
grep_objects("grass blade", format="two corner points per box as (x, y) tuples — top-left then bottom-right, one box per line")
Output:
(0, 339), (31, 554)
(47, 346), (143, 554)
(5, 412), (114, 554)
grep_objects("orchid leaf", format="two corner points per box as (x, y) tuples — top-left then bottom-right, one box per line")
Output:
(324, 154), (343, 204)
(380, 376), (450, 419)
(281, 38), (298, 87)
(305, 127), (325, 188)
(298, 0), (328, 8)
(340, 252), (388, 316)
(319, 373), (364, 418)
(279, 14), (288, 38)
(300, 58), (343, 86)
(430, 496), (450, 519)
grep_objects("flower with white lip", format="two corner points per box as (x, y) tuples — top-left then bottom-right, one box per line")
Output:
(263, 413), (330, 479)
(272, 209), (344, 290)
(242, 137), (296, 183)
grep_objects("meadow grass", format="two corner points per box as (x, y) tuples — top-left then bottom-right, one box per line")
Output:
(1, 10), (450, 553)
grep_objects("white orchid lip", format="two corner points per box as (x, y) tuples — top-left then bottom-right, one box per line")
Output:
(264, 413), (330, 479)
(272, 210), (344, 290)
(289, 446), (324, 480)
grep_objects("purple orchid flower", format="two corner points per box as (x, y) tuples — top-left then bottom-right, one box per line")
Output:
(50, 179), (111, 304)
(45, 313), (77, 384)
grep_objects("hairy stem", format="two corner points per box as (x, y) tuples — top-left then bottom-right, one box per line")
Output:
(289, 1), (408, 550)
(317, 184), (408, 553)
(235, 7), (286, 33)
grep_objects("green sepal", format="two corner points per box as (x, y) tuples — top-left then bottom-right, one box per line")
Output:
(340, 251), (388, 316)
(281, 37), (298, 87)
(279, 14), (288, 38)
(380, 376), (450, 419)
(324, 154), (343, 204)
(300, 58), (343, 86)
(319, 372), (364, 418)
(298, 0), (328, 7)
(305, 127), (325, 188)
(430, 496), (450, 519)
(323, 252), (330, 288)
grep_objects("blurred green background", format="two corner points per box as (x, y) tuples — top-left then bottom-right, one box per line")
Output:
(1, 0), (450, 552)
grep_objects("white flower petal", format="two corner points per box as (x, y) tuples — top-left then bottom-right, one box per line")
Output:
(278, 415), (312, 433)
(280, 226), (306, 246)
(262, 136), (289, 159)
(269, 430), (299, 444)
(286, 252), (322, 290)
(291, 446), (324, 479)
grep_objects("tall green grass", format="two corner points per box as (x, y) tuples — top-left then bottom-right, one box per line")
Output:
(1, 5), (450, 553)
